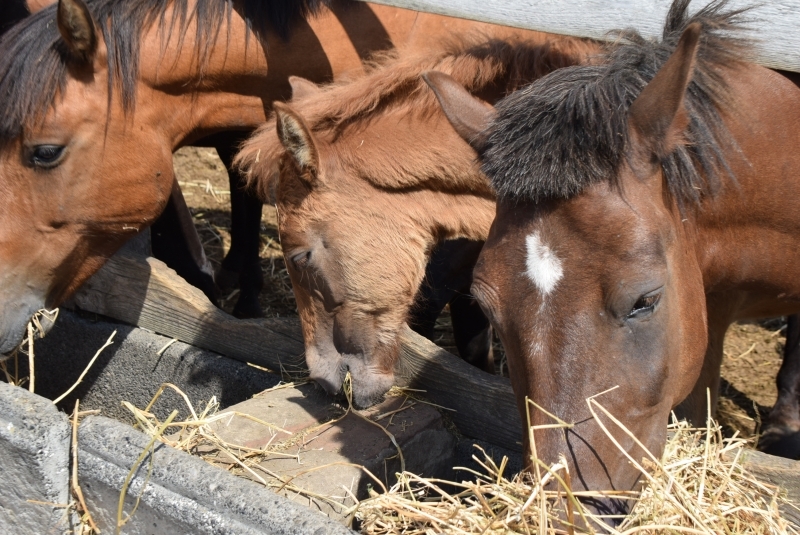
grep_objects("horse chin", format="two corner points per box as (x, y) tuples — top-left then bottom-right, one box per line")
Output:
(0, 285), (49, 354)
(343, 357), (394, 409)
(0, 306), (38, 355)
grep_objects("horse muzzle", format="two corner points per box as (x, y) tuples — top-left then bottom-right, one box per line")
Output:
(0, 289), (48, 355)
(305, 343), (395, 408)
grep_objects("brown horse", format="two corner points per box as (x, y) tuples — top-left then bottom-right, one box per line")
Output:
(236, 35), (600, 407)
(428, 0), (800, 517)
(0, 0), (555, 354)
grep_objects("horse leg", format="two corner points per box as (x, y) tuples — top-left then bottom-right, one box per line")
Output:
(214, 133), (265, 319)
(450, 291), (494, 374)
(0, 1), (29, 34)
(759, 315), (800, 458)
(150, 180), (219, 305)
(409, 239), (493, 372)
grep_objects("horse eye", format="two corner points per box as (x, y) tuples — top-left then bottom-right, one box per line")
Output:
(291, 251), (311, 270)
(30, 145), (66, 168)
(627, 291), (662, 320)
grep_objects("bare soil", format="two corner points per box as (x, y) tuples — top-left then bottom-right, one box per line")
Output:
(174, 147), (785, 441)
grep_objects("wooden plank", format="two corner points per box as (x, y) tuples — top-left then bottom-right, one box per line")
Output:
(396, 329), (522, 450)
(727, 449), (800, 526)
(68, 253), (307, 372)
(358, 0), (800, 73)
(69, 251), (523, 451)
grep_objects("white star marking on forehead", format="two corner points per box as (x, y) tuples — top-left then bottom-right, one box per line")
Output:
(525, 231), (563, 296)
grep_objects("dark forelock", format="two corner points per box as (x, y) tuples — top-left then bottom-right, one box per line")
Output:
(0, 0), (332, 144)
(481, 0), (752, 208)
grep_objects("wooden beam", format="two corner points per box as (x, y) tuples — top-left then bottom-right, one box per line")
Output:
(397, 327), (522, 450)
(359, 0), (800, 73)
(69, 252), (523, 451)
(727, 449), (800, 526)
(68, 253), (307, 371)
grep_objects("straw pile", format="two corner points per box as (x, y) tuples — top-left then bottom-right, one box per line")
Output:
(356, 417), (799, 534)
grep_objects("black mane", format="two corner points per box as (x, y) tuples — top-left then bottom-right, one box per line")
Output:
(0, 0), (332, 142)
(481, 0), (752, 207)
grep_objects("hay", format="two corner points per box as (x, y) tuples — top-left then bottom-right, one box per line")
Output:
(123, 381), (798, 534)
(356, 414), (798, 535)
(121, 382), (350, 501)
(122, 377), (413, 520)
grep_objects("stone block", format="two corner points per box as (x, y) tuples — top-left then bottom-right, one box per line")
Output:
(29, 309), (282, 422)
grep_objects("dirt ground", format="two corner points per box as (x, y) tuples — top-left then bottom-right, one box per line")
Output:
(173, 147), (785, 441)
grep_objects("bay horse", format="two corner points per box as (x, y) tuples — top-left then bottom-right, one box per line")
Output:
(12, 0), (260, 318)
(236, 35), (600, 407)
(428, 0), (800, 516)
(0, 0), (552, 355)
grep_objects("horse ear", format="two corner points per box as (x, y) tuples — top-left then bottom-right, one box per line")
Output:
(289, 76), (322, 100)
(422, 71), (494, 152)
(629, 23), (701, 160)
(57, 0), (98, 63)
(273, 101), (320, 186)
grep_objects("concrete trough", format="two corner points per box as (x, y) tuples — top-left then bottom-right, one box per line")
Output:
(1, 309), (521, 533)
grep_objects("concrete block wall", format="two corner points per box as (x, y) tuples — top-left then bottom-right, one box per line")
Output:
(78, 416), (355, 535)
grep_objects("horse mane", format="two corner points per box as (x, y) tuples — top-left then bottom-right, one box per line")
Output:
(482, 0), (752, 208)
(0, 0), (332, 143)
(238, 33), (601, 197)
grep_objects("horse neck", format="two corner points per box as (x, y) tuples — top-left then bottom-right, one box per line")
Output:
(328, 108), (496, 242)
(692, 67), (800, 315)
(136, 2), (481, 147)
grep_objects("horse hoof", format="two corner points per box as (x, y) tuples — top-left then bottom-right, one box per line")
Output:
(758, 425), (800, 460)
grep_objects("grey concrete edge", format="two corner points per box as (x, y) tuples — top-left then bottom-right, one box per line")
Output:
(0, 381), (71, 532)
(78, 415), (356, 535)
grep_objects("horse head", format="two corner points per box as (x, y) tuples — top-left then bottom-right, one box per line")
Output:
(428, 23), (712, 517)
(0, 0), (178, 353)
(238, 72), (495, 407)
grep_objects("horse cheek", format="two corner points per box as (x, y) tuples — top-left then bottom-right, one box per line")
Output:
(673, 249), (709, 406)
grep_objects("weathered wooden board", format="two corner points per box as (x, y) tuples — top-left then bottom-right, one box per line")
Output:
(68, 252), (307, 371)
(728, 449), (800, 526)
(358, 0), (800, 73)
(69, 251), (523, 451)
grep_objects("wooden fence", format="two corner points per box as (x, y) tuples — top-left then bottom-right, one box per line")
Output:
(359, 0), (800, 73)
